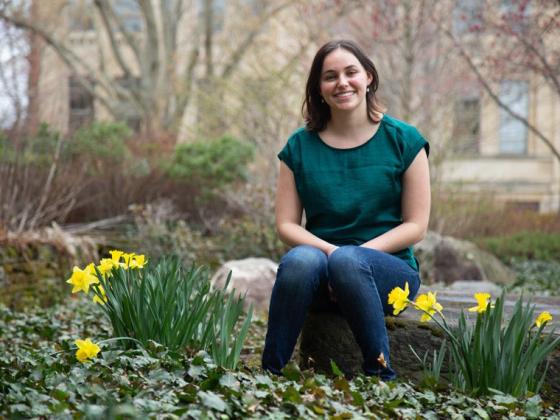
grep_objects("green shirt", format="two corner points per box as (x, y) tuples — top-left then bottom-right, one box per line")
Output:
(278, 114), (429, 271)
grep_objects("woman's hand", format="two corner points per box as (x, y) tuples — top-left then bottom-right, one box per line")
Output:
(326, 245), (339, 256)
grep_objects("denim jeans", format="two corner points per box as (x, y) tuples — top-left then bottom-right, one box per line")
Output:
(261, 245), (421, 380)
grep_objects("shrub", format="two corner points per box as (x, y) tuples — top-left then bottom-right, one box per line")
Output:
(507, 259), (560, 296)
(66, 251), (253, 369)
(66, 121), (132, 170)
(0, 123), (85, 232)
(166, 136), (255, 191)
(475, 232), (560, 262)
(430, 187), (560, 239)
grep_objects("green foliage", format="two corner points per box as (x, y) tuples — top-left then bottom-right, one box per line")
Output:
(67, 121), (132, 164)
(90, 257), (252, 369)
(1, 300), (556, 418)
(0, 123), (62, 166)
(128, 210), (287, 270)
(166, 136), (254, 190)
(475, 232), (560, 262)
(425, 293), (560, 397)
(507, 259), (560, 296)
(410, 340), (448, 390)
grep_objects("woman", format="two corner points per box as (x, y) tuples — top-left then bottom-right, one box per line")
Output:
(262, 40), (430, 381)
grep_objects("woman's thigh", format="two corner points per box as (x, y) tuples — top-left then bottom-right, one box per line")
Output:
(329, 246), (421, 314)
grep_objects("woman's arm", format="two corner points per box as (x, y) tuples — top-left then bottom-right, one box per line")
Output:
(275, 161), (338, 255)
(360, 148), (430, 253)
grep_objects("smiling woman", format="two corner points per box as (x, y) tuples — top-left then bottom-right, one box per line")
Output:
(262, 40), (431, 381)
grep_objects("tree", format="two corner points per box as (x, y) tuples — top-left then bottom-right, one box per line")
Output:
(442, 0), (560, 161)
(0, 0), (298, 135)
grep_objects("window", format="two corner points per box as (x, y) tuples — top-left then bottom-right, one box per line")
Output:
(453, 0), (483, 33)
(452, 97), (480, 155)
(69, 76), (94, 132)
(499, 80), (528, 155)
(114, 0), (144, 33)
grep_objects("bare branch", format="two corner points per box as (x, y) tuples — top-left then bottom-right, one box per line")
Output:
(443, 25), (560, 162)
(221, 0), (297, 79)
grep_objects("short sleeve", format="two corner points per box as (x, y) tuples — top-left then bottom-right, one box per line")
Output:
(402, 127), (429, 171)
(278, 128), (304, 171)
(277, 142), (294, 171)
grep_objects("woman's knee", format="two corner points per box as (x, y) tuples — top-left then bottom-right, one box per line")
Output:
(327, 245), (363, 278)
(275, 245), (327, 291)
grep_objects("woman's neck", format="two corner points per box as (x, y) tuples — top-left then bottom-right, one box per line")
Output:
(327, 108), (378, 138)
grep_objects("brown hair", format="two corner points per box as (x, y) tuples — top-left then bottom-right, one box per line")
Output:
(302, 40), (384, 132)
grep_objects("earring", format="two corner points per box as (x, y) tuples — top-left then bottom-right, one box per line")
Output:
(366, 87), (370, 93)
(321, 97), (325, 103)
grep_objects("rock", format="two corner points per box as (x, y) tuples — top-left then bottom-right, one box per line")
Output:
(447, 280), (503, 296)
(415, 231), (515, 285)
(299, 288), (560, 395)
(210, 258), (278, 313)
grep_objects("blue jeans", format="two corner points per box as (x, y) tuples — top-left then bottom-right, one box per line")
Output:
(262, 245), (421, 380)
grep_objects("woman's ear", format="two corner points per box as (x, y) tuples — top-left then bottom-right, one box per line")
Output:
(367, 72), (373, 86)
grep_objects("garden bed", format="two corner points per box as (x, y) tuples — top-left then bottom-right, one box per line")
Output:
(1, 297), (559, 418)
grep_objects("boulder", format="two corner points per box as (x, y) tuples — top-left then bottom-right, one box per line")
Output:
(299, 287), (560, 394)
(210, 258), (278, 313)
(415, 231), (515, 285)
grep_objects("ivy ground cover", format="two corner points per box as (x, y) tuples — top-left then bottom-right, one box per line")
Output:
(1, 298), (559, 419)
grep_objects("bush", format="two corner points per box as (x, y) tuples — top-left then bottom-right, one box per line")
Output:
(507, 259), (560, 296)
(66, 121), (132, 170)
(475, 232), (560, 262)
(166, 136), (254, 191)
(430, 187), (560, 239)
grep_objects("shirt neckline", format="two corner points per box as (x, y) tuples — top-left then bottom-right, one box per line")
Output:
(314, 114), (385, 151)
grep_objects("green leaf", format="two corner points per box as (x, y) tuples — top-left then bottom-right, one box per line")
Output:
(282, 385), (302, 403)
(330, 359), (344, 378)
(199, 391), (229, 412)
(282, 361), (302, 382)
(219, 373), (240, 391)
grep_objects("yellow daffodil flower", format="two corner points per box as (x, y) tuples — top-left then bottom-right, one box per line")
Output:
(97, 258), (119, 277)
(109, 250), (124, 263)
(535, 311), (552, 328)
(414, 292), (443, 322)
(75, 338), (101, 363)
(468, 292), (492, 313)
(66, 265), (99, 294)
(128, 254), (146, 269)
(388, 282), (410, 315)
(92, 285), (108, 305)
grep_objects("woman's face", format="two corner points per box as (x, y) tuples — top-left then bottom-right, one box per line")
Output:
(319, 48), (373, 114)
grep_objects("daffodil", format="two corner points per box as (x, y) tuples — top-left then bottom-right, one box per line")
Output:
(468, 292), (492, 313)
(109, 250), (124, 263)
(388, 282), (410, 315)
(414, 292), (443, 322)
(97, 258), (119, 277)
(75, 338), (101, 363)
(66, 265), (99, 294)
(535, 311), (552, 328)
(128, 254), (146, 269)
(92, 285), (108, 305)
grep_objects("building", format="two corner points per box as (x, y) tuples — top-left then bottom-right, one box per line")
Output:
(24, 0), (560, 212)
(439, 0), (560, 212)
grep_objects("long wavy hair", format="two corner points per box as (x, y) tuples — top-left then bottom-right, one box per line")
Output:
(303, 40), (384, 132)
